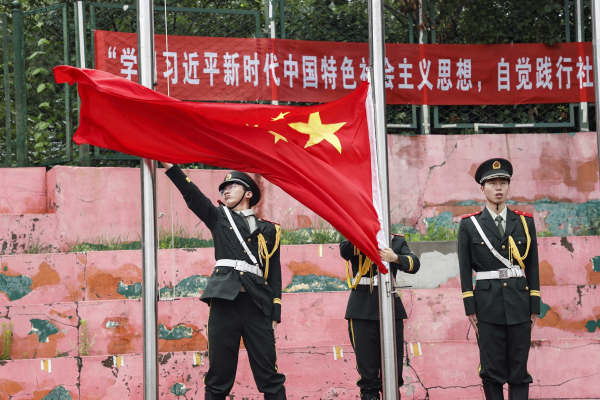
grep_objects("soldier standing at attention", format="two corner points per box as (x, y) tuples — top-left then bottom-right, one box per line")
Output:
(161, 162), (287, 400)
(458, 159), (540, 400)
(340, 234), (420, 400)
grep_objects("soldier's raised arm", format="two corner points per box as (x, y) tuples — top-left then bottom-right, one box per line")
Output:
(162, 163), (219, 230)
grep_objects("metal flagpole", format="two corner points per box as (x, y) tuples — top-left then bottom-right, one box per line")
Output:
(592, 0), (600, 180)
(265, 0), (279, 105)
(576, 0), (589, 132)
(136, 0), (159, 398)
(369, 1), (399, 399)
(418, 2), (430, 135)
(75, 1), (90, 165)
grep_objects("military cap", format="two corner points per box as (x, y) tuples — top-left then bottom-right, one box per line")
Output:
(218, 171), (261, 207)
(474, 158), (513, 184)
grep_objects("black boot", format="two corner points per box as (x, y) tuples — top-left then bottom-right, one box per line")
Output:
(508, 383), (529, 400)
(483, 382), (504, 400)
(360, 395), (381, 400)
(204, 392), (227, 400)
(264, 386), (287, 400)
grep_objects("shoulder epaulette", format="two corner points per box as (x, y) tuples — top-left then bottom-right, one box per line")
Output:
(391, 233), (405, 237)
(461, 211), (482, 219)
(513, 210), (533, 218)
(257, 217), (280, 226)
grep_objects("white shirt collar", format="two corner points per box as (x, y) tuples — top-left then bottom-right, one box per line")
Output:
(486, 205), (507, 221)
(236, 209), (255, 217)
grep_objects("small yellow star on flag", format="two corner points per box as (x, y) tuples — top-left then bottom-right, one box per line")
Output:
(271, 112), (290, 121)
(288, 112), (346, 154)
(268, 131), (288, 144)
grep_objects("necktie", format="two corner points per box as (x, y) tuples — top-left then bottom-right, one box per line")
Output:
(246, 215), (257, 233)
(495, 215), (504, 237)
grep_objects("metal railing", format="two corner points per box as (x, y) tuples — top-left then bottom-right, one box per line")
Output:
(1, 12), (12, 167)
(85, 2), (263, 163)
(429, 0), (585, 134)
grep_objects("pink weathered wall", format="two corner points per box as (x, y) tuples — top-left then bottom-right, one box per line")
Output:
(0, 168), (47, 214)
(1, 132), (598, 252)
(1, 132), (600, 399)
(2, 235), (600, 399)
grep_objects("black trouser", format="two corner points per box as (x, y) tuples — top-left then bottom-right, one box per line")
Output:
(348, 318), (404, 397)
(477, 320), (533, 385)
(204, 293), (286, 396)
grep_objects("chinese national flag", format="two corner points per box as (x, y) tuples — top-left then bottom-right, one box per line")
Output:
(53, 66), (389, 271)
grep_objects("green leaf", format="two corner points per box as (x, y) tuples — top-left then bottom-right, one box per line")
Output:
(34, 132), (42, 140)
(27, 51), (47, 61)
(39, 102), (50, 109)
(37, 83), (47, 93)
(32, 67), (48, 76)
(37, 38), (50, 46)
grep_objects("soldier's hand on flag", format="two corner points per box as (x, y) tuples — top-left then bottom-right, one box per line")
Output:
(378, 247), (399, 263)
(468, 313), (479, 335)
(160, 162), (173, 170)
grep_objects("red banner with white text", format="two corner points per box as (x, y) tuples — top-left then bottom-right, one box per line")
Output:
(94, 30), (595, 105)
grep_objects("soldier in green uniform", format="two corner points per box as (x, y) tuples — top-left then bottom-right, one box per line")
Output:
(340, 234), (420, 400)
(161, 163), (287, 400)
(458, 158), (540, 400)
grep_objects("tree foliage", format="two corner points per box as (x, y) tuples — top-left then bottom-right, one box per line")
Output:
(0, 0), (584, 166)
(432, 0), (568, 45)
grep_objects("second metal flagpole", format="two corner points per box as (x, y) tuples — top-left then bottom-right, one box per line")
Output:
(136, 0), (159, 399)
(369, 1), (399, 399)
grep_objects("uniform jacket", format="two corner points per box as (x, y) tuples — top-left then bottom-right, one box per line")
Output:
(166, 166), (282, 322)
(458, 207), (540, 325)
(340, 235), (420, 321)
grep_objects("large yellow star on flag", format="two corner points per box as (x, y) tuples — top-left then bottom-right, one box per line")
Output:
(288, 112), (346, 154)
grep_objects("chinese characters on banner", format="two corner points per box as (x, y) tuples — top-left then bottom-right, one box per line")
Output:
(95, 30), (595, 105)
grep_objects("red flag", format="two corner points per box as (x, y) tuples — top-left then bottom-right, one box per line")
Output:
(53, 66), (389, 272)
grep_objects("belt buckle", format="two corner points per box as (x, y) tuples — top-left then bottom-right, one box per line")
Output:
(236, 260), (246, 271)
(498, 268), (510, 279)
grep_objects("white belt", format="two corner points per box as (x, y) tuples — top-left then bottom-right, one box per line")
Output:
(356, 276), (378, 286)
(476, 268), (525, 280)
(215, 259), (263, 277)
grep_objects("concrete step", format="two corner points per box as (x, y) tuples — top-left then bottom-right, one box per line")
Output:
(1, 338), (599, 399)
(2, 237), (600, 306)
(2, 284), (600, 362)
(0, 214), (60, 254)
(0, 167), (47, 215)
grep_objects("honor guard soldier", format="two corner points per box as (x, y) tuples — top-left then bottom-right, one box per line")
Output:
(161, 163), (287, 400)
(340, 235), (420, 400)
(458, 158), (540, 400)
